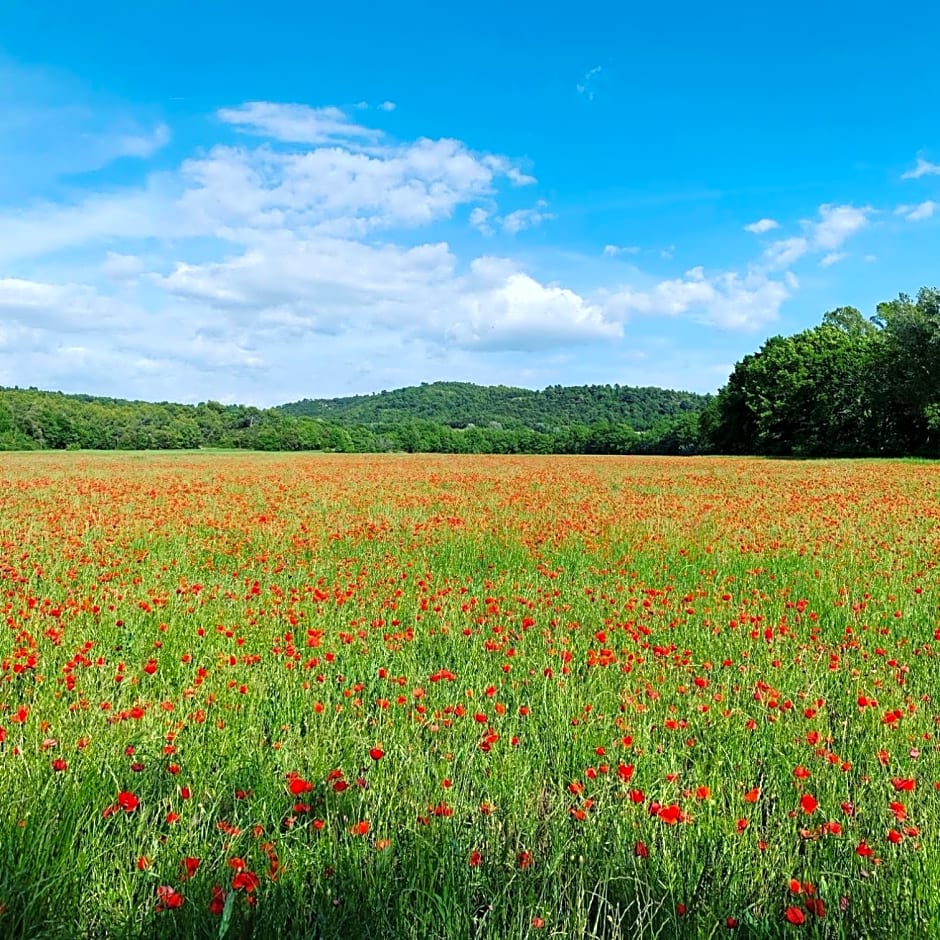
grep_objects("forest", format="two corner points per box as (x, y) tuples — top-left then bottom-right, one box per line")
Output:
(1, 286), (937, 457)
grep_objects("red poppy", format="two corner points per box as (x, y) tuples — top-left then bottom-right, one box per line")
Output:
(209, 886), (227, 915)
(155, 885), (184, 911)
(117, 791), (139, 813)
(232, 871), (260, 893)
(784, 906), (805, 925)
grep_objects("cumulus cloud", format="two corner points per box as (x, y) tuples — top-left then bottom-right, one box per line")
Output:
(901, 156), (940, 180)
(762, 204), (871, 271)
(469, 207), (493, 235)
(175, 133), (531, 236)
(451, 262), (619, 350)
(819, 251), (847, 268)
(811, 203), (871, 250)
(604, 265), (789, 330)
(744, 218), (779, 234)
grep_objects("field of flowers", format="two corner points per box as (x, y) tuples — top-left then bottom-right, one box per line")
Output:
(0, 453), (938, 939)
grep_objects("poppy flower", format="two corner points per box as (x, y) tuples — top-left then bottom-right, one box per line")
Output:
(785, 906), (806, 925)
(209, 886), (227, 915)
(232, 871), (260, 893)
(118, 791), (139, 813)
(155, 885), (184, 911)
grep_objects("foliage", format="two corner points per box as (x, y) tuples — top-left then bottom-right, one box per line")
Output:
(0, 386), (708, 456)
(702, 287), (940, 457)
(278, 381), (708, 432)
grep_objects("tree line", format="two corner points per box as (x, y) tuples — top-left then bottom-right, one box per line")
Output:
(0, 386), (702, 455)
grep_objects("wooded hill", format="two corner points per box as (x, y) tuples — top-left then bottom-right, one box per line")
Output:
(0, 382), (707, 454)
(277, 381), (707, 431)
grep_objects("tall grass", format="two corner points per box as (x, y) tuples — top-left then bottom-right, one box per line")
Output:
(0, 453), (938, 938)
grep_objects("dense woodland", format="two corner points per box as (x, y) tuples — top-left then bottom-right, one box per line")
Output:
(280, 381), (706, 430)
(0, 385), (705, 455)
(1, 286), (937, 457)
(703, 286), (940, 457)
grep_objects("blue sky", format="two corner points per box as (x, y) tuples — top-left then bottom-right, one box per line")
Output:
(1, 1), (939, 405)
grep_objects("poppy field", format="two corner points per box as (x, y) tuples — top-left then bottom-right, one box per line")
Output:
(1, 452), (938, 939)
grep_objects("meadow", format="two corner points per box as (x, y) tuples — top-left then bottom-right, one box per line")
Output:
(0, 453), (938, 939)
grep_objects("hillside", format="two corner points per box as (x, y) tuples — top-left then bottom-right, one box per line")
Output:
(278, 381), (708, 431)
(0, 383), (706, 454)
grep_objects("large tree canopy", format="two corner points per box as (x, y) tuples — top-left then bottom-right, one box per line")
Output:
(702, 287), (940, 457)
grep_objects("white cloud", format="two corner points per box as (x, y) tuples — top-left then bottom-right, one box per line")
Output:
(763, 236), (809, 269)
(451, 262), (619, 350)
(604, 265), (789, 330)
(762, 204), (871, 271)
(153, 230), (619, 355)
(602, 244), (640, 257)
(378, 101), (397, 112)
(577, 66), (603, 100)
(0, 184), (180, 266)
(901, 156), (940, 180)
(744, 218), (779, 234)
(217, 102), (380, 144)
(101, 251), (146, 281)
(895, 200), (937, 222)
(0, 277), (128, 333)
(469, 207), (492, 235)
(811, 203), (871, 250)
(113, 123), (171, 159)
(501, 202), (554, 234)
(481, 155), (537, 186)
(819, 251), (847, 268)
(174, 134), (528, 236)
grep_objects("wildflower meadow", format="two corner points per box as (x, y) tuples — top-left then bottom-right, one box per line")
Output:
(0, 453), (938, 939)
